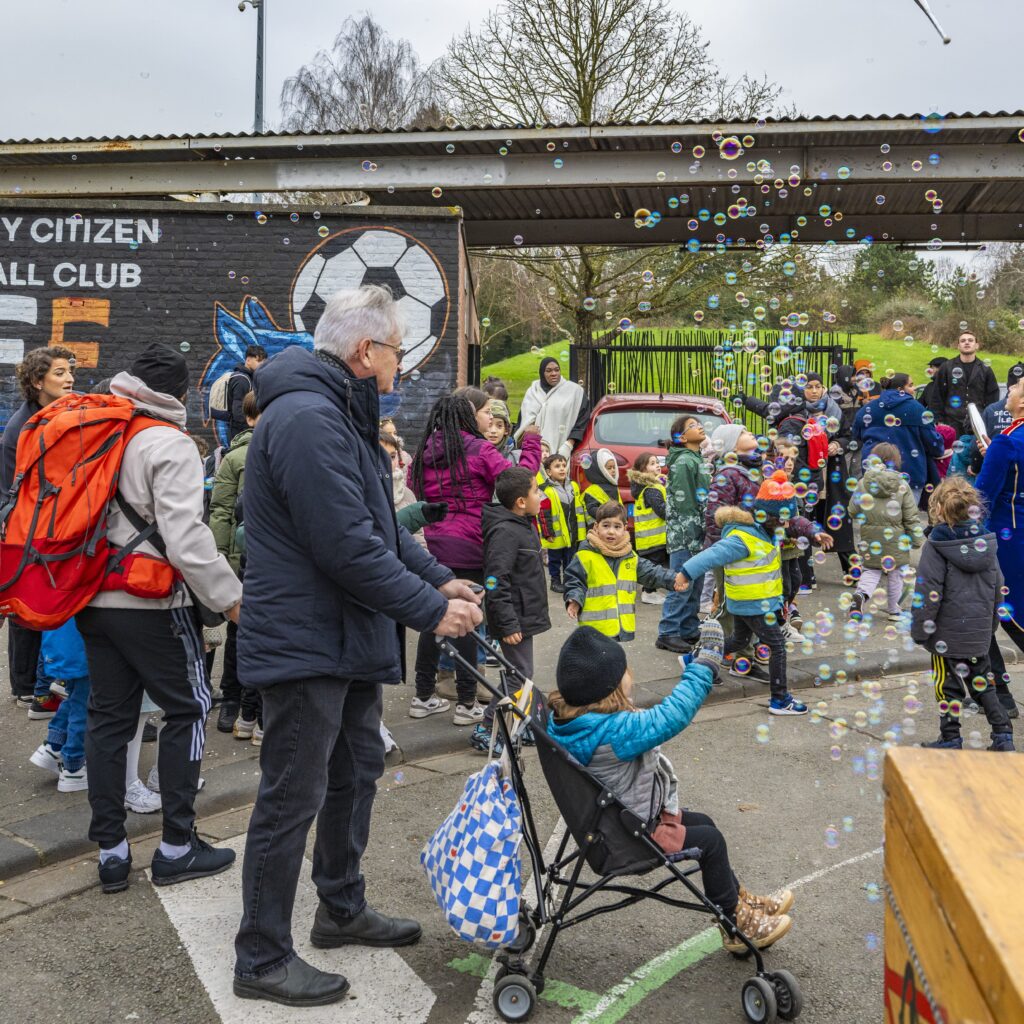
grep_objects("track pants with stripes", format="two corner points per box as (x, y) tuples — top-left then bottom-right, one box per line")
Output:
(931, 652), (1011, 742)
(78, 605), (211, 848)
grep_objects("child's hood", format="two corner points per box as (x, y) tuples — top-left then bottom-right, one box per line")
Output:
(627, 468), (663, 498)
(860, 465), (906, 499)
(585, 451), (619, 489)
(928, 523), (999, 574)
(715, 506), (773, 544)
(547, 710), (624, 766)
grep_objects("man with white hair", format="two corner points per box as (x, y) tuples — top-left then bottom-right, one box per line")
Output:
(233, 285), (482, 1007)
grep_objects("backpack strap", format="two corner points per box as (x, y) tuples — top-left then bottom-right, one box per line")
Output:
(107, 493), (165, 570)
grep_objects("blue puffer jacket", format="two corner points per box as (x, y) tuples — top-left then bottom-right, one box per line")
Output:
(40, 620), (90, 681)
(238, 347), (453, 687)
(852, 390), (945, 487)
(548, 661), (715, 764)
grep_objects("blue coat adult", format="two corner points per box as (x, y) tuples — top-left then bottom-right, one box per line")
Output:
(976, 418), (1024, 635)
(237, 346), (453, 687)
(852, 385), (945, 488)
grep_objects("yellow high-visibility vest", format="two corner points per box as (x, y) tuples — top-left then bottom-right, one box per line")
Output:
(724, 529), (783, 604)
(540, 481), (586, 550)
(576, 547), (638, 640)
(634, 483), (667, 552)
(583, 483), (619, 524)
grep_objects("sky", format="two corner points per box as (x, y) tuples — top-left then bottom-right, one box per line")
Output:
(0, 0), (1019, 142)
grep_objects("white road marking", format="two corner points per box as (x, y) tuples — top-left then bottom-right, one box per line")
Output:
(788, 846), (883, 890)
(463, 816), (567, 1024)
(153, 835), (435, 1024)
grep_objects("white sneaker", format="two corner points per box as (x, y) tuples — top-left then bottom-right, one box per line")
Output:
(409, 695), (451, 719)
(251, 725), (264, 747)
(146, 766), (205, 794)
(48, 680), (68, 698)
(124, 778), (162, 813)
(782, 622), (803, 642)
(640, 591), (666, 605)
(57, 764), (88, 793)
(30, 743), (62, 776)
(453, 703), (485, 727)
(233, 716), (257, 740)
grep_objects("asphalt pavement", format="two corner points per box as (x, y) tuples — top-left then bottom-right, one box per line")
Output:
(0, 670), (979, 1024)
(0, 551), (1021, 1024)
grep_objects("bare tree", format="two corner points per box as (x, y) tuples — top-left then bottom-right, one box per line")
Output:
(434, 0), (784, 125)
(281, 15), (440, 132)
(436, 0), (789, 352)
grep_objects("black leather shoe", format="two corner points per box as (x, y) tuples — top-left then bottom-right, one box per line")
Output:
(233, 956), (349, 1007)
(310, 903), (422, 949)
(655, 635), (692, 654)
(217, 703), (240, 733)
(550, 581), (565, 593)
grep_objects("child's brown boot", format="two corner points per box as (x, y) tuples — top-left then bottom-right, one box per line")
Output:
(720, 902), (792, 953)
(739, 884), (794, 916)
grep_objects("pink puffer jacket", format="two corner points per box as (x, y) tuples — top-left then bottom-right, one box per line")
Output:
(414, 431), (542, 569)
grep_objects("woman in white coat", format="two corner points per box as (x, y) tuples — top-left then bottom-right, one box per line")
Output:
(515, 357), (591, 460)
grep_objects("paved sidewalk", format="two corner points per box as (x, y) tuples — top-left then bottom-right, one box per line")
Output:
(1, 553), (1020, 882)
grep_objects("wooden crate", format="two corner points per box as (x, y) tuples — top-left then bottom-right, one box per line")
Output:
(884, 747), (1024, 1024)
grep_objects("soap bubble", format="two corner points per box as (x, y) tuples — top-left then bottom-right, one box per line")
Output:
(484, 576), (499, 591)
(733, 657), (752, 676)
(756, 724), (770, 744)
(318, 225), (330, 237)
(179, 342), (191, 353)
(825, 826), (840, 849)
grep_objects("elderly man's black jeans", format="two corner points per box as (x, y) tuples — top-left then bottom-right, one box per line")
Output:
(234, 676), (385, 979)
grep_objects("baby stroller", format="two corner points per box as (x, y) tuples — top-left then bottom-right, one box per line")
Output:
(436, 633), (803, 1023)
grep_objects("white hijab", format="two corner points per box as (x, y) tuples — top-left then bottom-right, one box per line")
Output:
(515, 375), (585, 459)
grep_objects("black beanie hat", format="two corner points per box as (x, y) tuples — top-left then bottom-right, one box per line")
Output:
(804, 372), (824, 385)
(131, 343), (190, 400)
(556, 627), (628, 707)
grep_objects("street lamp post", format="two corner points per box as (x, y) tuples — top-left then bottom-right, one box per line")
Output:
(238, 0), (265, 133)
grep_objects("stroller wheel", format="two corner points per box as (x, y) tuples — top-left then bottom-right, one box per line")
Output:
(769, 970), (803, 1020)
(741, 977), (778, 1023)
(493, 974), (537, 1022)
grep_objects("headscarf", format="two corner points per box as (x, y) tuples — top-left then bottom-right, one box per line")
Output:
(538, 357), (560, 393)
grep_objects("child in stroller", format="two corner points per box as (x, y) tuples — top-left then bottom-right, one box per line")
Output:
(546, 622), (794, 953)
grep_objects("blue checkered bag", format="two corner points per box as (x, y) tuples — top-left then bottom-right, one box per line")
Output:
(421, 759), (523, 948)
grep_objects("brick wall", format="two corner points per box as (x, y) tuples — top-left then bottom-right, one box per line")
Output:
(0, 202), (464, 448)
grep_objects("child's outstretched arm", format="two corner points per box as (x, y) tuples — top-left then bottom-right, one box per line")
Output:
(679, 533), (749, 582)
(608, 661), (716, 761)
(563, 552), (588, 618)
(636, 555), (682, 592)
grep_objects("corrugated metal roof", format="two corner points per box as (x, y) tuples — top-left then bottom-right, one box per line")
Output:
(2, 110), (1024, 147)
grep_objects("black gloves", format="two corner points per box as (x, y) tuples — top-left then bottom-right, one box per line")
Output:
(421, 501), (449, 524)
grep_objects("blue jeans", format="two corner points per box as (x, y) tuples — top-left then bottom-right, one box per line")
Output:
(438, 622), (487, 671)
(34, 654), (52, 699)
(46, 674), (91, 772)
(235, 677), (385, 978)
(546, 546), (573, 583)
(658, 549), (703, 640)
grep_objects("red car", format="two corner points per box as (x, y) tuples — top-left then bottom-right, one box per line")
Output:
(570, 393), (731, 513)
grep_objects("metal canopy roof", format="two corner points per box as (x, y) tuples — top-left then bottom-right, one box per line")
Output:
(1, 112), (1022, 248)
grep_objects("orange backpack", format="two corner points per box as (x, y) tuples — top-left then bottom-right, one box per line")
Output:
(0, 393), (181, 630)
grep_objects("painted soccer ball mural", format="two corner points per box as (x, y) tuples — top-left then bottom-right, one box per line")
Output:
(290, 227), (450, 378)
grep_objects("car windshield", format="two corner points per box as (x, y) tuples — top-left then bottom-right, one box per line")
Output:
(592, 408), (726, 446)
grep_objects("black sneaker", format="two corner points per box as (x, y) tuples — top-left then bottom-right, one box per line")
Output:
(550, 581), (565, 593)
(217, 702), (240, 733)
(655, 635), (692, 654)
(98, 851), (133, 894)
(730, 662), (770, 683)
(151, 830), (236, 887)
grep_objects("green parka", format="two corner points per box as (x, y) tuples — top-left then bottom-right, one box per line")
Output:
(851, 465), (924, 569)
(209, 429), (251, 575)
(665, 446), (711, 556)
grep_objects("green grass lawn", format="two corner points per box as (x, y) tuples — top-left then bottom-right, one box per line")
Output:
(484, 332), (1021, 417)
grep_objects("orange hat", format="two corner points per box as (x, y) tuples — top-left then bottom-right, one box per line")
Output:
(853, 358), (874, 372)
(753, 470), (798, 518)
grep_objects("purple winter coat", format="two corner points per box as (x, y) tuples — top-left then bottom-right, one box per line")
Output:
(415, 431), (542, 569)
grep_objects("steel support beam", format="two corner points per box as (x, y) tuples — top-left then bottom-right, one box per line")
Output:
(3, 145), (1024, 199)
(463, 213), (1024, 247)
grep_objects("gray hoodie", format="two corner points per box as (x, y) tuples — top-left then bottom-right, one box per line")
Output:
(89, 372), (242, 614)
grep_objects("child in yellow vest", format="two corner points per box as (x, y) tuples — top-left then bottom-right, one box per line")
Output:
(538, 453), (586, 593)
(628, 451), (669, 606)
(582, 447), (624, 523)
(564, 502), (686, 641)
